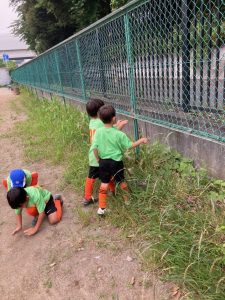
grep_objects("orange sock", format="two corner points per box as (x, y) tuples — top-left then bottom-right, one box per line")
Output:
(99, 186), (108, 209)
(54, 199), (62, 221)
(84, 177), (96, 200)
(120, 182), (128, 202)
(120, 182), (128, 191)
(31, 172), (38, 186)
(2, 179), (7, 189)
(108, 179), (115, 193)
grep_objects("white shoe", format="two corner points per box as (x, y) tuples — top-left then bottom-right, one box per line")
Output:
(97, 208), (106, 215)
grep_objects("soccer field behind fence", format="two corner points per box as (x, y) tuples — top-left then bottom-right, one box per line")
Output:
(11, 0), (225, 143)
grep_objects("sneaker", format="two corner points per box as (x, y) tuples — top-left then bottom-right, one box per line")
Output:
(97, 208), (106, 215)
(83, 196), (98, 206)
(31, 216), (38, 227)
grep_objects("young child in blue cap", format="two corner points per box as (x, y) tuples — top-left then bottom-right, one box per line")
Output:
(2, 169), (38, 190)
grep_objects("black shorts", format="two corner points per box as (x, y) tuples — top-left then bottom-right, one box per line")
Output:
(44, 195), (57, 216)
(88, 166), (100, 179)
(99, 159), (125, 184)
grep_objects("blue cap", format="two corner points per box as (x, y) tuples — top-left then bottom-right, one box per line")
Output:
(10, 169), (26, 188)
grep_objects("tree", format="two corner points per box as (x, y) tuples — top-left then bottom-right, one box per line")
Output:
(110, 0), (130, 10)
(10, 0), (111, 53)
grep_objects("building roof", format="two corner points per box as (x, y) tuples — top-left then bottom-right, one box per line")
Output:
(0, 33), (29, 51)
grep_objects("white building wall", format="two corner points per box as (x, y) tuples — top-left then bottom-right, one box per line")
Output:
(0, 49), (36, 59)
(0, 68), (11, 85)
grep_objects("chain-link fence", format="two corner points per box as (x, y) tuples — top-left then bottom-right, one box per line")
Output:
(11, 0), (225, 142)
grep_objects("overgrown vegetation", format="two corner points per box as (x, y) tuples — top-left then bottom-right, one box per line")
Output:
(0, 59), (16, 71)
(16, 88), (225, 299)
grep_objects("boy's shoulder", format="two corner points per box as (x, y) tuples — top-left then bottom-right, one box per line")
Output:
(98, 126), (125, 136)
(89, 118), (104, 129)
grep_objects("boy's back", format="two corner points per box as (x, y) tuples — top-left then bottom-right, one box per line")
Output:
(92, 126), (132, 161)
(15, 186), (51, 215)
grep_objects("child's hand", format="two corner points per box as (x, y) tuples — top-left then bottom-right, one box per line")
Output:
(116, 119), (128, 130)
(24, 227), (38, 236)
(12, 226), (22, 235)
(118, 119), (128, 126)
(141, 138), (148, 144)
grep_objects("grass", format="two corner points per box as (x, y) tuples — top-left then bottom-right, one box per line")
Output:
(15, 87), (225, 299)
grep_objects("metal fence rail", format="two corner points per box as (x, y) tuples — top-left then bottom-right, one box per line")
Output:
(11, 0), (225, 142)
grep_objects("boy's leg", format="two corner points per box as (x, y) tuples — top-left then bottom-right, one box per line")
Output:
(98, 183), (109, 211)
(2, 179), (7, 189)
(114, 161), (129, 204)
(98, 159), (112, 215)
(108, 179), (115, 194)
(31, 172), (38, 186)
(45, 195), (63, 224)
(119, 181), (129, 203)
(84, 167), (99, 205)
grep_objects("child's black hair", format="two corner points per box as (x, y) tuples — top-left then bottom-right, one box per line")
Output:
(7, 187), (27, 209)
(99, 104), (116, 124)
(86, 98), (105, 117)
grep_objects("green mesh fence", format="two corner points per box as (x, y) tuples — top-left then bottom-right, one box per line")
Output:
(11, 0), (225, 142)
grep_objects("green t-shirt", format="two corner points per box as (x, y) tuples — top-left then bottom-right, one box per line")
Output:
(15, 186), (51, 215)
(88, 118), (104, 167)
(91, 126), (133, 161)
(7, 169), (32, 191)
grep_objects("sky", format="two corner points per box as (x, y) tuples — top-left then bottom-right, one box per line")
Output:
(0, 0), (18, 34)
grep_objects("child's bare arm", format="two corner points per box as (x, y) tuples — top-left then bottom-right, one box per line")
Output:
(115, 120), (128, 130)
(12, 214), (22, 235)
(24, 212), (45, 236)
(131, 137), (148, 148)
(93, 148), (100, 162)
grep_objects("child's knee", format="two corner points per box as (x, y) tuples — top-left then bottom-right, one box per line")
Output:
(48, 213), (59, 224)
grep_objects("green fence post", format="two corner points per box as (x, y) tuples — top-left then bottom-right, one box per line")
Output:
(43, 60), (50, 91)
(54, 50), (63, 94)
(64, 44), (74, 92)
(76, 39), (87, 101)
(124, 13), (140, 156)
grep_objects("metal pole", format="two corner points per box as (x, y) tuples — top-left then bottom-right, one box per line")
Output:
(181, 0), (191, 112)
(124, 13), (140, 156)
(54, 50), (63, 93)
(42, 58), (50, 91)
(76, 39), (87, 101)
(207, 0), (212, 108)
(64, 44), (74, 92)
(215, 0), (221, 109)
(96, 28), (107, 97)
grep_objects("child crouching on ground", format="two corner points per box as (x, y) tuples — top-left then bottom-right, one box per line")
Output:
(91, 104), (148, 215)
(2, 168), (38, 190)
(7, 186), (63, 236)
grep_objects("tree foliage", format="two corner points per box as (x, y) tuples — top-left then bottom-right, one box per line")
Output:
(111, 0), (130, 10)
(10, 0), (111, 53)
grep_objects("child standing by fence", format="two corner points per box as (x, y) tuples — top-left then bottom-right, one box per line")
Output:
(91, 104), (147, 215)
(83, 99), (127, 206)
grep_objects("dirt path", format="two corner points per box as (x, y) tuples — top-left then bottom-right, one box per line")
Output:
(0, 88), (171, 300)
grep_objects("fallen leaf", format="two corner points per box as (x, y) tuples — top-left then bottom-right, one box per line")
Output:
(130, 277), (135, 285)
(171, 286), (181, 299)
(127, 234), (135, 238)
(126, 256), (133, 262)
(50, 262), (56, 267)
